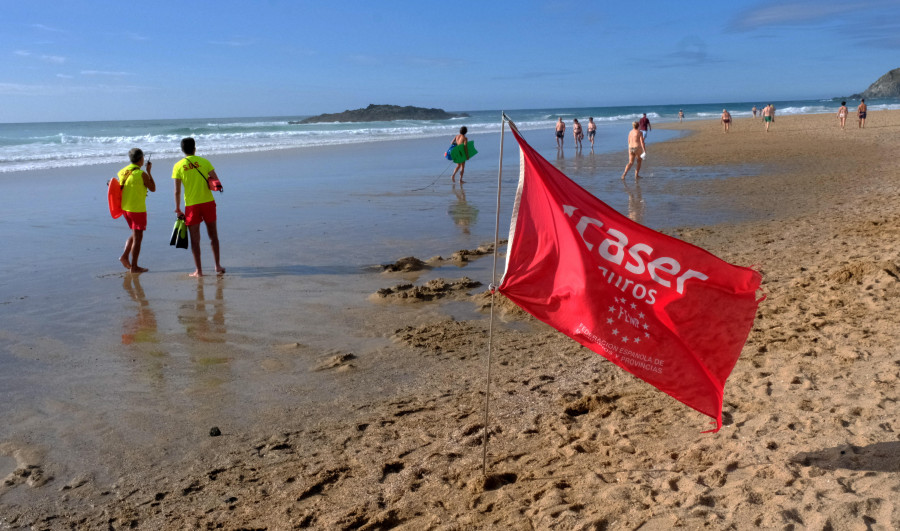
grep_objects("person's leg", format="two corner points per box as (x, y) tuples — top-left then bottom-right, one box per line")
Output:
(634, 156), (643, 179)
(451, 164), (459, 181)
(621, 153), (635, 180)
(188, 223), (203, 277)
(129, 229), (147, 273)
(205, 221), (225, 274)
(120, 235), (133, 270)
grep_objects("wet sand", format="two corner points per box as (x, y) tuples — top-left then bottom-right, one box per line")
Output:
(3, 111), (900, 529)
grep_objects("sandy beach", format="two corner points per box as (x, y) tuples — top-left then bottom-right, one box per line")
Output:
(3, 110), (900, 529)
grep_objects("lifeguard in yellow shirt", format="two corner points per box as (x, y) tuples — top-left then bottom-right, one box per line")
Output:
(172, 137), (225, 277)
(117, 148), (155, 273)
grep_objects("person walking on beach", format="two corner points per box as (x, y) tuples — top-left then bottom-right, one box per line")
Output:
(762, 104), (774, 132)
(638, 113), (651, 139)
(449, 126), (469, 183)
(116, 148), (155, 273)
(555, 118), (565, 149)
(621, 121), (647, 180)
(587, 117), (596, 149)
(173, 137), (225, 277)
(837, 101), (848, 130)
(721, 109), (732, 133)
(752, 106), (757, 118)
(572, 119), (584, 150)
(678, 109), (684, 122)
(857, 99), (867, 128)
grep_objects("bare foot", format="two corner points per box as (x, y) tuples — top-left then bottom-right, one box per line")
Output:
(130, 266), (148, 273)
(190, 271), (203, 277)
(215, 266), (226, 275)
(459, 179), (465, 184)
(119, 256), (131, 270)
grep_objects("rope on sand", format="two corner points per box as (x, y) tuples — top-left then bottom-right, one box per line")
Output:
(411, 162), (455, 192)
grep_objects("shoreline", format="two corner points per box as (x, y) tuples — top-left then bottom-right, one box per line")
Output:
(4, 111), (900, 528)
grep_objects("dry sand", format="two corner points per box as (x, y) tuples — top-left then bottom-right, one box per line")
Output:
(3, 112), (900, 529)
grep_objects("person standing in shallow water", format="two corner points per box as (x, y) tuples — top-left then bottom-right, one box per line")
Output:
(587, 117), (596, 149)
(117, 148), (155, 273)
(449, 126), (469, 183)
(572, 119), (584, 150)
(621, 121), (647, 181)
(721, 109), (732, 133)
(555, 118), (565, 149)
(173, 137), (225, 277)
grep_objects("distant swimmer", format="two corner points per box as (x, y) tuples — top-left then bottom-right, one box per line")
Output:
(721, 109), (732, 133)
(587, 117), (596, 149)
(837, 101), (848, 130)
(621, 121), (647, 181)
(115, 148), (156, 273)
(762, 104), (774, 132)
(857, 99), (867, 128)
(556, 117), (565, 149)
(572, 118), (584, 150)
(678, 109), (684, 122)
(638, 113), (651, 139)
(449, 126), (469, 183)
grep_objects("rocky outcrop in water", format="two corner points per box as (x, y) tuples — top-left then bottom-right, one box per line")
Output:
(291, 104), (468, 124)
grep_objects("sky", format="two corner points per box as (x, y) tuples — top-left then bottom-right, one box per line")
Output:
(2, 0), (900, 123)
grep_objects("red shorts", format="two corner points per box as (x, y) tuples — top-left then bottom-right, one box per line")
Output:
(185, 201), (217, 226)
(123, 211), (147, 231)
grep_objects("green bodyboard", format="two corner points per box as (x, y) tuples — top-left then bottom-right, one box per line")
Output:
(450, 142), (477, 164)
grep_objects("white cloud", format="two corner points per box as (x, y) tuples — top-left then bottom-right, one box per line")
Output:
(56, 73), (74, 79)
(209, 39), (254, 47)
(30, 23), (65, 33)
(41, 55), (66, 64)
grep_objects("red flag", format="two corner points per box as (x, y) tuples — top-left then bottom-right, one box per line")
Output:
(498, 121), (762, 432)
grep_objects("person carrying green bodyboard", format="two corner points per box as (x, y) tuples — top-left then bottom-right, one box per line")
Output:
(446, 126), (476, 183)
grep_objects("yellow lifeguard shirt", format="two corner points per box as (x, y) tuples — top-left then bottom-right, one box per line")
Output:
(172, 155), (215, 207)
(118, 164), (148, 213)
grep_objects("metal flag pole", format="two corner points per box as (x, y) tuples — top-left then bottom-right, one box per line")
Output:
(483, 112), (507, 476)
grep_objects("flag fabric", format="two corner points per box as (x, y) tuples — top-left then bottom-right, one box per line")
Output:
(498, 120), (762, 432)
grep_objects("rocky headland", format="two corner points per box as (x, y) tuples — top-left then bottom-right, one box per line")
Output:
(846, 67), (900, 99)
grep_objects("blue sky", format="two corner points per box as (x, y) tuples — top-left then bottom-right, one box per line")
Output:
(2, 0), (899, 123)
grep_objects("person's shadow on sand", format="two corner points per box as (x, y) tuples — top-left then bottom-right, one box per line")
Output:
(791, 441), (900, 472)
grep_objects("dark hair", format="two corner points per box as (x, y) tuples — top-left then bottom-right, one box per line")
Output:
(128, 148), (143, 164)
(180, 137), (196, 155)
(459, 126), (467, 135)
(841, 101), (846, 105)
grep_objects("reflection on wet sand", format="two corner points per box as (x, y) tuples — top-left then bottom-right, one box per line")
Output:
(121, 275), (158, 345)
(448, 183), (479, 235)
(624, 180), (646, 224)
(178, 280), (227, 343)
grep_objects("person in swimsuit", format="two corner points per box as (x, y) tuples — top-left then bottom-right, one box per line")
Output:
(555, 118), (565, 149)
(762, 104), (774, 132)
(721, 109), (732, 133)
(678, 109), (684, 122)
(857, 99), (867, 128)
(572, 118), (584, 150)
(837, 101), (848, 130)
(621, 121), (647, 180)
(587, 117), (596, 149)
(450, 126), (469, 183)
(752, 106), (757, 118)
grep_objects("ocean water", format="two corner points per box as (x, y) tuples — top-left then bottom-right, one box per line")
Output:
(3, 98), (899, 174)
